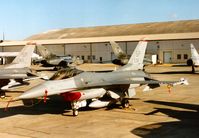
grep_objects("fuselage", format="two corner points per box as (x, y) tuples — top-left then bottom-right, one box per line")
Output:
(44, 56), (72, 66)
(17, 70), (148, 100)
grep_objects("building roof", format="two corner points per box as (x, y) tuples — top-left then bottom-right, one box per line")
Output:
(1, 32), (198, 47)
(1, 20), (199, 47)
(26, 20), (199, 40)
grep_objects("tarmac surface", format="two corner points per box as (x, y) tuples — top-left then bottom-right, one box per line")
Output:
(0, 65), (199, 138)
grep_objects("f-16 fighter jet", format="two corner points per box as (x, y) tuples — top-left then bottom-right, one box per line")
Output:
(110, 41), (152, 66)
(0, 44), (35, 97)
(36, 45), (83, 69)
(12, 40), (188, 116)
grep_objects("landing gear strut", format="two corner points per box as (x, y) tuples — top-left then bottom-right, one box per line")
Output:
(0, 91), (6, 99)
(71, 101), (79, 116)
(187, 59), (195, 73)
(192, 64), (195, 73)
(72, 109), (79, 116)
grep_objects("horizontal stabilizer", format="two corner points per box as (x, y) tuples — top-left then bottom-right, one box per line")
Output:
(143, 78), (188, 92)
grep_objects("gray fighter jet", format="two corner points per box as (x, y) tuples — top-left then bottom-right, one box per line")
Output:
(0, 44), (35, 96)
(36, 45), (74, 68)
(13, 41), (188, 116)
(110, 41), (152, 65)
(110, 41), (129, 65)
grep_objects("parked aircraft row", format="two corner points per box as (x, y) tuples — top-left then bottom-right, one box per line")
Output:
(4, 40), (188, 116)
(1, 40), (198, 116)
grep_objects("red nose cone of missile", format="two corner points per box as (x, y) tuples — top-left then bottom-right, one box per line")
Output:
(61, 92), (81, 101)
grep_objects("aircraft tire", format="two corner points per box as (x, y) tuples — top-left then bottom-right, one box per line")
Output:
(121, 99), (130, 108)
(73, 109), (79, 116)
(59, 61), (68, 68)
(187, 59), (193, 66)
(112, 59), (124, 66)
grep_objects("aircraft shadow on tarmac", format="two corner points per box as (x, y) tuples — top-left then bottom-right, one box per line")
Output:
(0, 97), (69, 118)
(0, 96), (137, 118)
(131, 100), (199, 138)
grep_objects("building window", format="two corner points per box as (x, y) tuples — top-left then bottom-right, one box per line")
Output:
(100, 57), (102, 63)
(92, 55), (96, 60)
(88, 55), (90, 60)
(81, 56), (84, 60)
(184, 54), (188, 59)
(177, 54), (181, 60)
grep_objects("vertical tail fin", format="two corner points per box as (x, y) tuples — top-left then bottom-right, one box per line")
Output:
(37, 45), (56, 59)
(110, 41), (127, 59)
(6, 44), (35, 69)
(190, 44), (199, 65)
(117, 41), (148, 71)
(191, 44), (199, 58)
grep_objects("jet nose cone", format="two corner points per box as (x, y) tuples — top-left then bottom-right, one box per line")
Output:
(16, 84), (47, 100)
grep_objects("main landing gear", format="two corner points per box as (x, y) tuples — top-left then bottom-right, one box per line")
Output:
(121, 99), (130, 108)
(71, 100), (87, 116)
(73, 109), (79, 116)
(71, 101), (79, 116)
(0, 91), (6, 99)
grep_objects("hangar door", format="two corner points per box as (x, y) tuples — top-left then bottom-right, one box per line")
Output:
(163, 51), (172, 63)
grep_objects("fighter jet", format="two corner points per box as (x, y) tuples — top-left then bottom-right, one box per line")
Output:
(0, 44), (35, 96)
(110, 41), (129, 65)
(36, 45), (81, 69)
(12, 41), (188, 116)
(187, 44), (199, 73)
(110, 41), (152, 65)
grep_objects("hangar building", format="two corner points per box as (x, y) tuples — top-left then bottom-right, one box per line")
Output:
(1, 20), (199, 64)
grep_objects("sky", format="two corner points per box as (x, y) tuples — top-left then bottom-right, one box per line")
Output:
(0, 0), (199, 40)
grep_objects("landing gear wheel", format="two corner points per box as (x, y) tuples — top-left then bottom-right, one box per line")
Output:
(59, 61), (68, 68)
(187, 59), (193, 66)
(121, 99), (130, 108)
(0, 92), (6, 99)
(73, 109), (79, 116)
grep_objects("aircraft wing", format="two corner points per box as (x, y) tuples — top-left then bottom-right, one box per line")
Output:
(141, 78), (189, 92)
